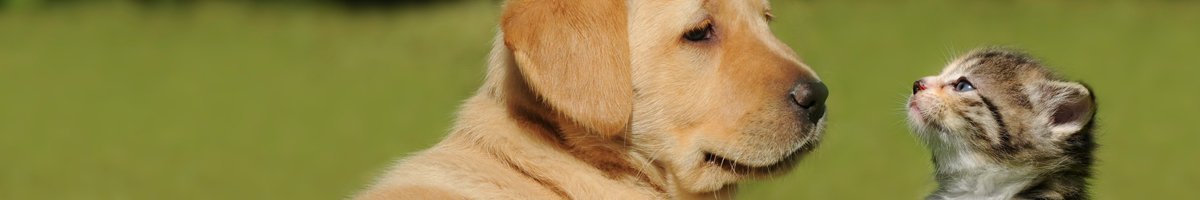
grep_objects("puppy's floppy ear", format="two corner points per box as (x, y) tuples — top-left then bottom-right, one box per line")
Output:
(500, 0), (631, 136)
(1037, 80), (1096, 140)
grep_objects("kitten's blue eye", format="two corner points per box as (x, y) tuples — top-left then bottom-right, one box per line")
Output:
(955, 78), (975, 92)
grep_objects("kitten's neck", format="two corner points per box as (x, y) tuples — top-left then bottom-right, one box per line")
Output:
(928, 146), (1091, 200)
(927, 146), (1040, 200)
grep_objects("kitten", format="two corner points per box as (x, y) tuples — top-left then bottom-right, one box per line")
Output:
(907, 48), (1097, 200)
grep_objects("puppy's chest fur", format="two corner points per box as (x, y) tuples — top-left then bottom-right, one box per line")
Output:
(911, 49), (1097, 200)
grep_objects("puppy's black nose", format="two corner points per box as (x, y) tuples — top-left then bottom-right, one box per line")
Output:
(792, 81), (828, 122)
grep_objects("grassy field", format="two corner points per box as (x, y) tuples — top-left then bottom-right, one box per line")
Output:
(0, 0), (1196, 199)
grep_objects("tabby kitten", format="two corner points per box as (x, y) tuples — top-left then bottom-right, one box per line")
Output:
(907, 48), (1097, 200)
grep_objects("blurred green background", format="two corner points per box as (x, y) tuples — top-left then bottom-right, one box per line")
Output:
(0, 0), (1196, 199)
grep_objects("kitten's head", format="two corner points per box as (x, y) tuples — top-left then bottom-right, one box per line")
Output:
(907, 48), (1096, 165)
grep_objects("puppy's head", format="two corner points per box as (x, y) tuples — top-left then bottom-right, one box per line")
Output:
(499, 0), (826, 195)
(629, 0), (827, 193)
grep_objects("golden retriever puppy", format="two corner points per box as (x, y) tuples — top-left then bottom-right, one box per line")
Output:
(352, 0), (827, 199)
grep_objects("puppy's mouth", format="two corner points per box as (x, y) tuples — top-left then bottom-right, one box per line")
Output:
(702, 141), (817, 175)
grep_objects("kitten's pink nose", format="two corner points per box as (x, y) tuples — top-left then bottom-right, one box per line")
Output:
(913, 79), (928, 94)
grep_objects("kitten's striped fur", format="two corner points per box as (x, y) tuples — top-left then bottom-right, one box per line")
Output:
(907, 48), (1097, 200)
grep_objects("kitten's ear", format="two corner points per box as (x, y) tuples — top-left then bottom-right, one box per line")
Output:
(1037, 81), (1096, 140)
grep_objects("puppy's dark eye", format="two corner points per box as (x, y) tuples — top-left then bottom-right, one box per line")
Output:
(683, 24), (712, 42)
(954, 77), (975, 92)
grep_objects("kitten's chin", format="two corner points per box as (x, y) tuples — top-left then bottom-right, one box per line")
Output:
(907, 105), (924, 123)
(907, 101), (934, 128)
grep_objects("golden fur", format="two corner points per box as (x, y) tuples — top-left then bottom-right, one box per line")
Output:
(352, 0), (825, 199)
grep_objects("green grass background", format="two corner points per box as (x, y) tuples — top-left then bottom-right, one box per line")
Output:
(0, 0), (1196, 199)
